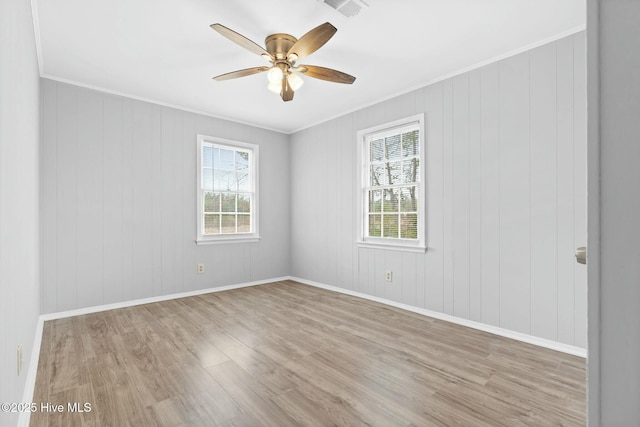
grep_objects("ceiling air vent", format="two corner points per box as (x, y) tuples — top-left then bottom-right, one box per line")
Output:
(321, 0), (369, 18)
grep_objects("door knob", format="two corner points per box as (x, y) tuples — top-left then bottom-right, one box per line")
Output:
(575, 247), (587, 265)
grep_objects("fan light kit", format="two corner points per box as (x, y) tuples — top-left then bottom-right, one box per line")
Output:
(210, 22), (356, 102)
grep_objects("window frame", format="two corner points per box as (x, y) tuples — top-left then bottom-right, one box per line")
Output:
(196, 134), (260, 245)
(356, 113), (427, 253)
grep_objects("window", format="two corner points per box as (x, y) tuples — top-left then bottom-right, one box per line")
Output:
(196, 135), (259, 244)
(357, 114), (426, 252)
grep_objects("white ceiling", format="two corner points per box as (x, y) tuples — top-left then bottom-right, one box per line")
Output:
(34, 0), (585, 134)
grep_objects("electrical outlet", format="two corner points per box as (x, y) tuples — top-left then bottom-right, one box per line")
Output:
(17, 345), (23, 376)
(385, 270), (393, 282)
(197, 263), (205, 274)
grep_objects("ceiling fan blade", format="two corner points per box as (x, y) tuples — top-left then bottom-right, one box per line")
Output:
(296, 65), (356, 84)
(211, 23), (273, 60)
(213, 66), (270, 81)
(287, 22), (337, 61)
(281, 77), (294, 102)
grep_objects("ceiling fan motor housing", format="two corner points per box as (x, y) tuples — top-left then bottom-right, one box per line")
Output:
(265, 33), (298, 60)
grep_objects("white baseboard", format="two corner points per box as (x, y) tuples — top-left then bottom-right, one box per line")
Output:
(40, 276), (290, 321)
(288, 276), (587, 359)
(18, 315), (44, 427)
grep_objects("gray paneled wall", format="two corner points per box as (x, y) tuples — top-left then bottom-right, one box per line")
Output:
(40, 80), (290, 313)
(290, 32), (587, 348)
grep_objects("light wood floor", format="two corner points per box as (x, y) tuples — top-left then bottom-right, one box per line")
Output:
(30, 280), (585, 427)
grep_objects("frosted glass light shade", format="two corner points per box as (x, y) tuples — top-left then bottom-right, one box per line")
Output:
(267, 67), (283, 83)
(267, 81), (282, 94)
(287, 72), (304, 91)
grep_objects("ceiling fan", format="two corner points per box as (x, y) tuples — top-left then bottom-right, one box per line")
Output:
(210, 22), (356, 102)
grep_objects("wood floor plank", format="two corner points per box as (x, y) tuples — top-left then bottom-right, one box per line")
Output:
(206, 360), (299, 427)
(48, 318), (90, 396)
(213, 411), (263, 427)
(163, 363), (243, 425)
(31, 280), (586, 427)
(271, 388), (376, 427)
(45, 383), (96, 427)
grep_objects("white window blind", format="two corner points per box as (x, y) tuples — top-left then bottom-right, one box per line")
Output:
(357, 114), (426, 252)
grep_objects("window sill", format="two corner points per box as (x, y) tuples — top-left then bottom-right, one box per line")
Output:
(356, 240), (427, 253)
(196, 236), (261, 245)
